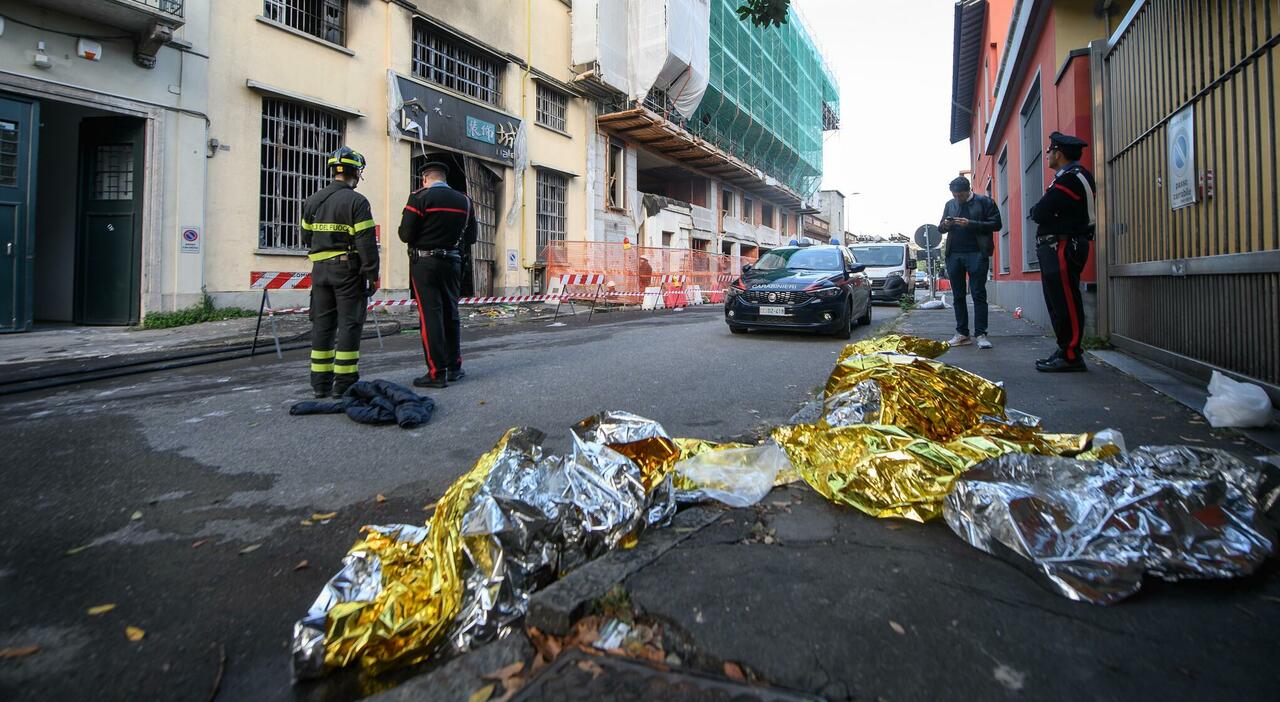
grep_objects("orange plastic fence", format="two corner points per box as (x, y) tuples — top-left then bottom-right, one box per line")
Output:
(540, 242), (756, 300)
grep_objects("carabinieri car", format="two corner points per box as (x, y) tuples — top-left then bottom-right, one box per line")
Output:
(724, 245), (872, 339)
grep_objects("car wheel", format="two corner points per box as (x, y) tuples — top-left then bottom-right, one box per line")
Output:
(832, 302), (853, 340)
(729, 324), (748, 334)
(857, 301), (872, 326)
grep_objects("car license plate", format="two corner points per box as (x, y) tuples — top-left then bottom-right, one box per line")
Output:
(759, 305), (787, 316)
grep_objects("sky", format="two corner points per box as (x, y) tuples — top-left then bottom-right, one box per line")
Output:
(796, 0), (971, 239)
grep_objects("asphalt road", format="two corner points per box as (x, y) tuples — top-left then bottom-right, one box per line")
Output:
(0, 304), (898, 701)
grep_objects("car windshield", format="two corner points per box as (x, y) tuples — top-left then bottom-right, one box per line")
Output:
(752, 248), (842, 272)
(850, 246), (905, 267)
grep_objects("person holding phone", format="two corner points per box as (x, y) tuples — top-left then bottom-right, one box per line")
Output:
(938, 176), (1002, 348)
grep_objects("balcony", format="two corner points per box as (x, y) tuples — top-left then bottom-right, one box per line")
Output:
(25, 0), (185, 32)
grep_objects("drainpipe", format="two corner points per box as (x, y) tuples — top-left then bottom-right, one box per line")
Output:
(519, 0), (532, 290)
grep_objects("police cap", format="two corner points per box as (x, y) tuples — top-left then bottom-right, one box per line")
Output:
(1048, 132), (1088, 150)
(417, 160), (451, 177)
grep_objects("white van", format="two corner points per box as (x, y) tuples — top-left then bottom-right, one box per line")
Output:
(848, 242), (916, 303)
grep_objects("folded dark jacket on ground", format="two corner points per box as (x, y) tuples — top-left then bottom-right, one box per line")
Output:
(290, 380), (435, 428)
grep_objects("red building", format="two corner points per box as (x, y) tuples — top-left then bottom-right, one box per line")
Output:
(949, 0), (1132, 331)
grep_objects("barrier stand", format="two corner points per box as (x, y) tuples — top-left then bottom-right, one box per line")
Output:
(552, 274), (606, 322)
(249, 272), (311, 359)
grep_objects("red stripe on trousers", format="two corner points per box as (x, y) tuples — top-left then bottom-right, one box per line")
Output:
(410, 277), (438, 377)
(1058, 243), (1081, 360)
(1053, 183), (1082, 200)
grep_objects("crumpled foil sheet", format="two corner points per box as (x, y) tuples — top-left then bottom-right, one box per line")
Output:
(823, 354), (1006, 441)
(292, 411), (682, 680)
(836, 334), (950, 362)
(943, 446), (1278, 604)
(772, 339), (1089, 522)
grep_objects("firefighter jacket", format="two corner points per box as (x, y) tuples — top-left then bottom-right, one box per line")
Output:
(397, 184), (478, 253)
(1030, 162), (1097, 240)
(301, 181), (380, 280)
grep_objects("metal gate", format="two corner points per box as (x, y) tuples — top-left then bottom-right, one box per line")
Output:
(1093, 0), (1280, 398)
(465, 157), (498, 297)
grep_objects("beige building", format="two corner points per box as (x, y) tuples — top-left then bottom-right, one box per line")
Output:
(206, 0), (591, 307)
(0, 0), (209, 330)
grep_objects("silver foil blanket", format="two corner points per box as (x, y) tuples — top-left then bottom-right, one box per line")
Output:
(943, 446), (1277, 604)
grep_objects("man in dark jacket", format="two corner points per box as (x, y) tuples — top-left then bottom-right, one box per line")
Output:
(301, 147), (379, 398)
(1030, 131), (1096, 372)
(398, 159), (478, 388)
(938, 176), (1002, 349)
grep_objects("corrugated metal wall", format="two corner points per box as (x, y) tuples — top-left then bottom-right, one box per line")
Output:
(1099, 0), (1280, 393)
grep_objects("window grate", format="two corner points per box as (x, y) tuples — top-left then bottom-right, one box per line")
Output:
(93, 145), (134, 201)
(535, 83), (568, 132)
(412, 22), (502, 106)
(259, 98), (346, 252)
(535, 170), (567, 258)
(263, 0), (346, 46)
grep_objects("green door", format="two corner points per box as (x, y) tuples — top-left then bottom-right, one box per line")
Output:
(76, 117), (144, 325)
(0, 95), (38, 332)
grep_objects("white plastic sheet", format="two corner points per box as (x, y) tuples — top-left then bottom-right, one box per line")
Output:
(675, 442), (792, 507)
(1203, 371), (1273, 428)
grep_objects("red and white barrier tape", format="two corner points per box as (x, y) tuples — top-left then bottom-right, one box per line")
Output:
(251, 271), (312, 290)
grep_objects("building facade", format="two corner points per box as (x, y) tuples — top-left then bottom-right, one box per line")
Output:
(207, 0), (592, 308)
(0, 0), (210, 331)
(952, 0), (1280, 400)
(578, 0), (839, 278)
(950, 0), (1132, 334)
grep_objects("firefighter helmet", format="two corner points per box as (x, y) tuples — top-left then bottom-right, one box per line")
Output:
(327, 147), (367, 177)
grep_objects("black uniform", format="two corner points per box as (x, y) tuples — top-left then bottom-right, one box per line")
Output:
(301, 181), (379, 395)
(1030, 160), (1095, 364)
(398, 183), (477, 381)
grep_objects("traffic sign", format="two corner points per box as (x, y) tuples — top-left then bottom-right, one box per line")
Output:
(914, 224), (941, 249)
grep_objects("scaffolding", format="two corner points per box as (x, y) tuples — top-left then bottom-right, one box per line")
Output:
(691, 1), (839, 198)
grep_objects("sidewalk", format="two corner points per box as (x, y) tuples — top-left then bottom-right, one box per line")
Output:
(379, 305), (1280, 701)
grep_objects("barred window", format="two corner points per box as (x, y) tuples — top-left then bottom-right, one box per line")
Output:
(259, 98), (346, 252)
(535, 170), (567, 257)
(412, 21), (502, 106)
(263, 0), (346, 46)
(535, 83), (568, 132)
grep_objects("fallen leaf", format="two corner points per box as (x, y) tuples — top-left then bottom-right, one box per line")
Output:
(0, 645), (40, 659)
(191, 540), (208, 549)
(1178, 436), (1206, 443)
(890, 621), (906, 635)
(422, 501), (439, 512)
(1260, 595), (1280, 604)
(300, 520), (314, 527)
(130, 511), (143, 521)
(478, 400), (487, 405)
(64, 545), (90, 556)
(576, 659), (604, 678)
(482, 660), (525, 681)
(294, 560), (309, 571)
(125, 626), (145, 642)
(87, 604), (117, 616)
(723, 661), (746, 681)
(238, 544), (261, 555)
(884, 523), (903, 531)
(375, 494), (387, 503)
(466, 683), (496, 702)
(311, 512), (337, 521)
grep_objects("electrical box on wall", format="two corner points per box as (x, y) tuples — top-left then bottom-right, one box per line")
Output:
(77, 39), (103, 61)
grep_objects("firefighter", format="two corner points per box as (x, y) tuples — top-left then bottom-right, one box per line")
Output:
(1030, 132), (1095, 372)
(301, 146), (380, 397)
(398, 159), (477, 388)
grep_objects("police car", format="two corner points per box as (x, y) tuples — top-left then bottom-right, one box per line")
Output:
(724, 244), (872, 339)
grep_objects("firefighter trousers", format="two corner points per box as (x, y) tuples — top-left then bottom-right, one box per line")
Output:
(309, 256), (367, 394)
(409, 254), (462, 380)
(1036, 236), (1090, 362)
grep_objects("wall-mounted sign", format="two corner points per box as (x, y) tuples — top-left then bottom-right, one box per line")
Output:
(395, 75), (520, 166)
(466, 116), (496, 144)
(507, 249), (518, 271)
(1168, 106), (1196, 210)
(179, 226), (200, 254)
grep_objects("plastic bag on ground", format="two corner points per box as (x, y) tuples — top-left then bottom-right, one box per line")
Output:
(1203, 371), (1273, 428)
(675, 442), (792, 507)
